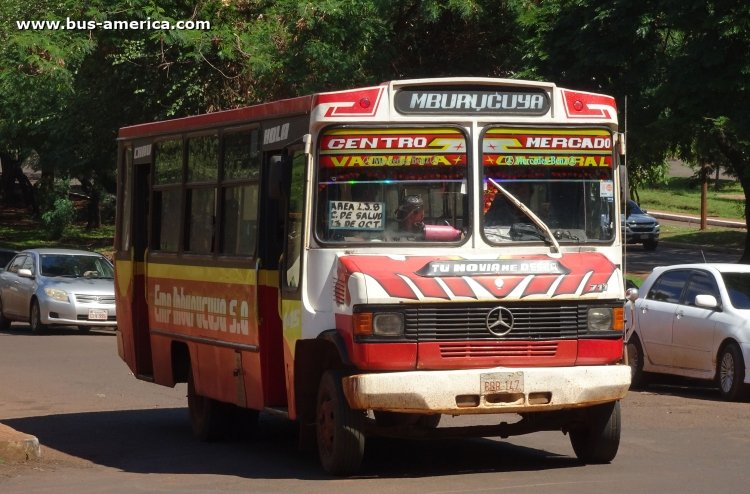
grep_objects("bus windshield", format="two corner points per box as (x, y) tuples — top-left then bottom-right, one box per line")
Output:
(481, 128), (616, 245)
(316, 127), (469, 244)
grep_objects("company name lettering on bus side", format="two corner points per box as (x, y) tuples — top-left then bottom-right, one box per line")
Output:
(134, 144), (152, 159)
(395, 89), (550, 115)
(152, 284), (249, 335)
(263, 123), (290, 145)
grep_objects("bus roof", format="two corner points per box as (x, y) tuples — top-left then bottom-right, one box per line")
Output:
(118, 94), (314, 140)
(118, 77), (618, 140)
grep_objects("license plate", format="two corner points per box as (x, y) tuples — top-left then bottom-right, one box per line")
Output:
(88, 309), (108, 321)
(480, 371), (524, 394)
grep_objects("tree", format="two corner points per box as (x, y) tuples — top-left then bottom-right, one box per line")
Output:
(656, 1), (750, 261)
(1, 0), (521, 227)
(512, 0), (750, 260)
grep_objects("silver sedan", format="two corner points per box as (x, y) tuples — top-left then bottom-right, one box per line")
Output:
(627, 263), (750, 400)
(0, 248), (116, 332)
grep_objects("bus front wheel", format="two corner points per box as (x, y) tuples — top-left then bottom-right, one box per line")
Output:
(316, 370), (365, 475)
(569, 401), (621, 464)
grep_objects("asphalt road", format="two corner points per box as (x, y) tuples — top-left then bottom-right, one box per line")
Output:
(625, 241), (743, 276)
(1, 318), (749, 494)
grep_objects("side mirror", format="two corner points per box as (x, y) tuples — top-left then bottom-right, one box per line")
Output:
(625, 287), (639, 302)
(18, 268), (33, 278)
(695, 294), (719, 310)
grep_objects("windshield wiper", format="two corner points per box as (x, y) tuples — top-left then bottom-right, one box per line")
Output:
(488, 178), (561, 254)
(554, 230), (583, 243)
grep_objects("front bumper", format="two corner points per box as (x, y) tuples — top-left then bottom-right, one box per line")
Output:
(343, 364), (630, 415)
(625, 230), (659, 244)
(41, 298), (116, 327)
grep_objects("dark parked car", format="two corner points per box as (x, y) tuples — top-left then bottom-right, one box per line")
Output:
(622, 200), (660, 251)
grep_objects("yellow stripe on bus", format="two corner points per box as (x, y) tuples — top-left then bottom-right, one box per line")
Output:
(118, 262), (280, 289)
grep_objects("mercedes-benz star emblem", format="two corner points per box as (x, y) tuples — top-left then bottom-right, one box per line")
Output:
(486, 306), (514, 337)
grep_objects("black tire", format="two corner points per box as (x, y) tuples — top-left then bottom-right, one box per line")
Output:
(374, 411), (441, 429)
(417, 413), (441, 429)
(316, 370), (365, 476)
(569, 401), (621, 464)
(643, 239), (658, 251)
(717, 342), (747, 401)
(0, 297), (11, 331)
(626, 335), (648, 389)
(187, 367), (231, 441)
(29, 299), (46, 333)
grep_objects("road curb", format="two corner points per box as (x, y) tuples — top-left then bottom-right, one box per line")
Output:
(650, 211), (746, 229)
(0, 422), (41, 463)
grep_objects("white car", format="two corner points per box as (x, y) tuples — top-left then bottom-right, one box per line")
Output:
(626, 263), (750, 400)
(0, 248), (116, 332)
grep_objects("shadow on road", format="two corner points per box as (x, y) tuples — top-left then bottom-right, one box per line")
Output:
(4, 409), (581, 479)
(632, 377), (747, 403)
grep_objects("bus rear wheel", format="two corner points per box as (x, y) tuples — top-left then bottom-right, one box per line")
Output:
(316, 370), (365, 475)
(187, 368), (231, 441)
(569, 401), (621, 464)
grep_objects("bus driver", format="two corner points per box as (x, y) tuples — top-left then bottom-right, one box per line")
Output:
(388, 195), (425, 240)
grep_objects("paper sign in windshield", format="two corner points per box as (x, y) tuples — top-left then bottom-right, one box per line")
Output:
(329, 201), (384, 230)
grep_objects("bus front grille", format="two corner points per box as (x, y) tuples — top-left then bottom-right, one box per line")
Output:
(403, 303), (581, 341)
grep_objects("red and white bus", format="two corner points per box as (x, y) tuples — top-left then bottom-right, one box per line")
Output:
(115, 77), (630, 475)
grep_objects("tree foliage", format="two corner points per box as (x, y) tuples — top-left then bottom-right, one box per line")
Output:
(512, 0), (750, 260)
(1, 0), (749, 257)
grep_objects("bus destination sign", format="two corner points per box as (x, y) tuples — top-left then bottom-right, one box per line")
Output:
(395, 88), (550, 116)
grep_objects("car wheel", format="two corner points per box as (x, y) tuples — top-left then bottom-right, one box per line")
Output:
(0, 297), (11, 330)
(316, 370), (365, 476)
(569, 401), (621, 464)
(643, 239), (658, 251)
(187, 366), (231, 441)
(626, 335), (648, 389)
(29, 299), (47, 333)
(717, 343), (747, 401)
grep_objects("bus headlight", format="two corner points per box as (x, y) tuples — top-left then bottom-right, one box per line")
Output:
(353, 310), (405, 338)
(588, 307), (613, 331)
(372, 313), (404, 337)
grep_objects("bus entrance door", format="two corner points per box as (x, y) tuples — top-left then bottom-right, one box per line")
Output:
(131, 161), (154, 377)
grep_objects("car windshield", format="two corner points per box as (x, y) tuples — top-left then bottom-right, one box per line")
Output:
(721, 272), (750, 309)
(315, 127), (469, 244)
(40, 254), (114, 279)
(626, 200), (645, 217)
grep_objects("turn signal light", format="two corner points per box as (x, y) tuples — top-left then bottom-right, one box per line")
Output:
(353, 312), (373, 336)
(612, 307), (624, 331)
